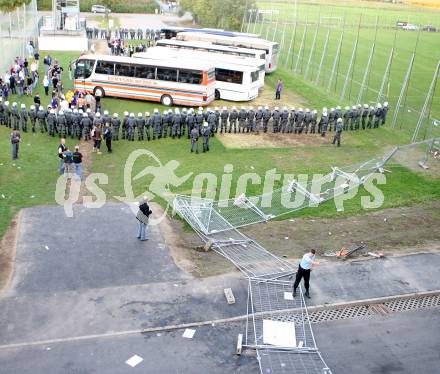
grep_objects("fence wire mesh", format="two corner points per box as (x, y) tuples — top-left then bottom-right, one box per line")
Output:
(0, 0), (39, 74)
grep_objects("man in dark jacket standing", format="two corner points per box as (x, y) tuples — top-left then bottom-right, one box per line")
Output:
(137, 197), (152, 241)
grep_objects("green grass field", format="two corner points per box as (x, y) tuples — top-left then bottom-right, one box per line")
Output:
(1, 39), (440, 239)
(251, 0), (440, 139)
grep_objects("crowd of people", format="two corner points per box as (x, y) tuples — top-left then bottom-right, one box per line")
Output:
(86, 27), (160, 41)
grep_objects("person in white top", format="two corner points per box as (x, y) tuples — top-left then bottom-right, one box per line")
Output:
(293, 249), (319, 299)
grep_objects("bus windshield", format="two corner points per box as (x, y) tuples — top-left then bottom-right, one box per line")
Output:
(74, 59), (94, 79)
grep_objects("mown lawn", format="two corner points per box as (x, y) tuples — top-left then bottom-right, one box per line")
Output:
(1, 49), (439, 239)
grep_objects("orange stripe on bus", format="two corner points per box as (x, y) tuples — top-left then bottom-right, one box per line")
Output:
(79, 81), (203, 99)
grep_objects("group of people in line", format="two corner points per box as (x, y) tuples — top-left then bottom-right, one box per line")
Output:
(86, 27), (160, 41)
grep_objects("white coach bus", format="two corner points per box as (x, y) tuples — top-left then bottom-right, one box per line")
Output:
(156, 39), (266, 64)
(139, 46), (265, 88)
(133, 50), (260, 102)
(175, 31), (279, 73)
(73, 54), (216, 106)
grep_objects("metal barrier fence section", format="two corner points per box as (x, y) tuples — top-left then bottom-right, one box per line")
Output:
(173, 139), (439, 374)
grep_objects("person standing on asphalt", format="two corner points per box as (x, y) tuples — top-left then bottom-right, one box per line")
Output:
(293, 249), (319, 299)
(136, 196), (152, 241)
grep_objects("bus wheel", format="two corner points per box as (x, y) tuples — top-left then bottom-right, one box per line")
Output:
(94, 87), (105, 97)
(215, 90), (220, 100)
(160, 95), (173, 106)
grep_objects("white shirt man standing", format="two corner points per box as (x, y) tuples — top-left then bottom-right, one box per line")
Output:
(293, 249), (319, 299)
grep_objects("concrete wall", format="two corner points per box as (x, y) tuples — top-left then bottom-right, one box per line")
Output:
(38, 35), (88, 51)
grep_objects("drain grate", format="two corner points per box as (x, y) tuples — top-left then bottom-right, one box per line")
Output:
(384, 294), (440, 313)
(308, 294), (440, 324)
(309, 305), (372, 323)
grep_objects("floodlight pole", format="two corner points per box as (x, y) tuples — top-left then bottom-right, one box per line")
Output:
(240, 0), (249, 33)
(280, 18), (288, 53)
(340, 32), (359, 101)
(285, 17), (297, 69)
(357, 17), (378, 104)
(265, 9), (274, 40)
(272, 15), (280, 42)
(294, 18), (307, 73)
(392, 27), (421, 129)
(315, 28), (330, 84)
(377, 28), (397, 104)
(347, 14), (362, 102)
(412, 60), (440, 142)
(328, 24), (345, 93)
(391, 53), (416, 129)
(304, 8), (321, 81)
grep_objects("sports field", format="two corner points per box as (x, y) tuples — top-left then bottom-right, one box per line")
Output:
(1, 47), (440, 240)
(251, 0), (440, 138)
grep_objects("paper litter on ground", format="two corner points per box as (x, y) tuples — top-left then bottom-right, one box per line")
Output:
(126, 354), (143, 367)
(263, 319), (296, 348)
(283, 292), (294, 301)
(44, 245), (49, 250)
(182, 328), (196, 339)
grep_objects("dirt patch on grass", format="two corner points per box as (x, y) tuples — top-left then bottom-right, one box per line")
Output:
(241, 201), (440, 262)
(392, 146), (440, 178)
(163, 201), (440, 277)
(217, 132), (329, 149)
(0, 211), (21, 294)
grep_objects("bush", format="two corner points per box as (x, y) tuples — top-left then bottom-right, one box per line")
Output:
(37, 0), (156, 14)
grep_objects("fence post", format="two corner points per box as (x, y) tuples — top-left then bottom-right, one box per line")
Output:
(315, 28), (330, 85)
(294, 18), (307, 73)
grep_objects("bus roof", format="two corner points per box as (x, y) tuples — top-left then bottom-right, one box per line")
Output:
(176, 32), (278, 47)
(160, 26), (260, 38)
(147, 47), (266, 68)
(156, 39), (266, 56)
(133, 51), (259, 73)
(78, 54), (215, 71)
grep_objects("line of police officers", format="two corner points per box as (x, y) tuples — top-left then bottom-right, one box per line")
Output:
(86, 27), (160, 41)
(0, 98), (389, 152)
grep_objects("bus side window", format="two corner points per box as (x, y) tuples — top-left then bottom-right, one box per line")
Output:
(95, 61), (115, 75)
(135, 65), (155, 79)
(157, 68), (177, 82)
(115, 63), (135, 77)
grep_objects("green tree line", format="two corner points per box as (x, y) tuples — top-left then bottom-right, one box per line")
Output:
(179, 0), (256, 31)
(0, 0), (31, 12)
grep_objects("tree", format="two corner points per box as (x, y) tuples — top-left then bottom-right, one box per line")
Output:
(0, 0), (31, 13)
(180, 0), (256, 31)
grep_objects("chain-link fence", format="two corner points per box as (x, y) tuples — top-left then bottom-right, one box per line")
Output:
(242, 1), (440, 142)
(0, 0), (39, 74)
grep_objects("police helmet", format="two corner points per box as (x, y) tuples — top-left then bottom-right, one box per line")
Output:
(215, 107), (219, 111)
(323, 107), (327, 112)
(73, 109), (78, 113)
(330, 107), (335, 112)
(232, 106), (237, 110)
(82, 112), (87, 117)
(275, 106), (279, 111)
(30, 105), (35, 110)
(306, 108), (310, 113)
(291, 107), (295, 111)
(21, 103), (26, 109)
(39, 105), (43, 111)
(104, 110), (109, 115)
(336, 106), (341, 110)
(345, 106), (350, 110)
(265, 106), (269, 110)
(4, 101), (9, 106)
(223, 106), (227, 110)
(130, 113), (135, 117)
(352, 105), (356, 110)
(95, 112), (101, 117)
(283, 107), (287, 111)
(87, 108), (91, 113)
(364, 104), (369, 109)
(78, 109), (83, 114)
(59, 110), (64, 115)
(52, 110), (57, 115)
(384, 102), (388, 107)
(12, 102), (17, 107)
(377, 103), (382, 108)
(357, 104), (362, 108)
(113, 113), (118, 118)
(175, 108), (180, 114)
(299, 108), (303, 112)
(337, 118), (342, 123)
(258, 106), (262, 110)
(138, 112), (143, 117)
(145, 112), (150, 117)
(154, 109), (158, 114)
(241, 106), (245, 110)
